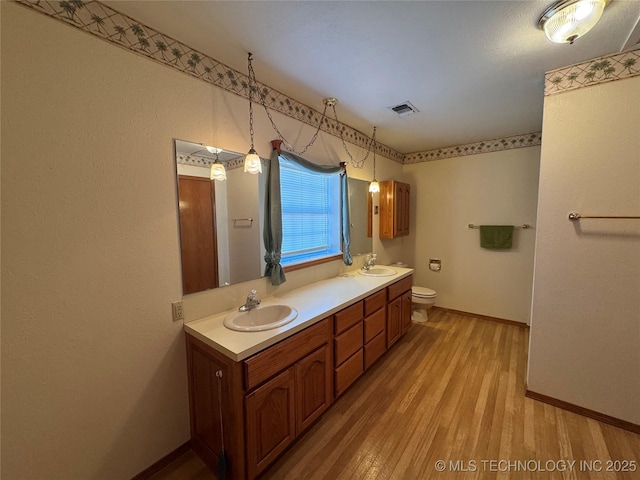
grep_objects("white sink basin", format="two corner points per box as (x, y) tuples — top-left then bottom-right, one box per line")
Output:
(224, 304), (298, 332)
(358, 267), (397, 277)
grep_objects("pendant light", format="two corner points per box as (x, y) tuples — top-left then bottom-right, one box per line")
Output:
(539, 0), (607, 44)
(207, 146), (226, 181)
(369, 126), (380, 193)
(244, 53), (262, 174)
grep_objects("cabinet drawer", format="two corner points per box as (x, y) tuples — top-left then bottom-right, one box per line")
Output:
(364, 308), (385, 343)
(244, 319), (330, 391)
(365, 332), (387, 370)
(334, 301), (364, 335)
(334, 349), (363, 397)
(334, 322), (363, 367)
(388, 275), (413, 301)
(364, 289), (386, 317)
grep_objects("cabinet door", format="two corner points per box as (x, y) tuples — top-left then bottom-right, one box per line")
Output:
(401, 290), (412, 335)
(396, 182), (410, 236)
(245, 368), (295, 479)
(379, 181), (395, 239)
(379, 180), (410, 239)
(387, 296), (402, 348)
(295, 346), (331, 434)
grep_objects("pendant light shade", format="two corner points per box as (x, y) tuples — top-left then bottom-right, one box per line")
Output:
(369, 180), (380, 193)
(207, 146), (227, 181)
(539, 0), (607, 44)
(244, 148), (262, 174)
(210, 162), (226, 181)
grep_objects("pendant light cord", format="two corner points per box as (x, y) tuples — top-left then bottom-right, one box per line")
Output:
(371, 126), (377, 177)
(331, 103), (375, 169)
(248, 53), (326, 156)
(247, 53), (378, 167)
(248, 53), (256, 151)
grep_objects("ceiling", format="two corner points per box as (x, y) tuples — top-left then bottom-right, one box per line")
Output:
(106, 1), (640, 154)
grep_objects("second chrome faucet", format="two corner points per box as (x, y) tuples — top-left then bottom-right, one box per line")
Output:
(239, 289), (261, 312)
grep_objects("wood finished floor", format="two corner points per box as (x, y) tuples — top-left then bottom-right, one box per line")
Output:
(152, 310), (640, 480)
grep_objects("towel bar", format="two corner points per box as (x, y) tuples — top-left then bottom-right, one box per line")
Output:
(468, 224), (531, 229)
(568, 212), (640, 221)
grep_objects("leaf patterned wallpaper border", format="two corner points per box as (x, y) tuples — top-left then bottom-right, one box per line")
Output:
(404, 132), (542, 164)
(19, 0), (628, 166)
(176, 153), (246, 171)
(545, 51), (640, 96)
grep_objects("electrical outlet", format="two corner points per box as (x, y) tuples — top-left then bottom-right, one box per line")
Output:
(172, 301), (184, 322)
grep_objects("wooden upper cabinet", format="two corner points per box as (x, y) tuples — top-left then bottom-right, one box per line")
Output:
(379, 180), (410, 239)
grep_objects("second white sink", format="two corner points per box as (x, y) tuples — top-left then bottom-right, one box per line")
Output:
(358, 267), (397, 277)
(224, 304), (298, 332)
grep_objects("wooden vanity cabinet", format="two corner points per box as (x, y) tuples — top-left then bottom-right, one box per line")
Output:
(245, 344), (332, 479)
(185, 274), (413, 480)
(379, 180), (410, 239)
(243, 319), (332, 479)
(186, 319), (331, 480)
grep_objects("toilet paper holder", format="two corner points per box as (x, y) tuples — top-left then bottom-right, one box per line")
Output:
(429, 259), (441, 272)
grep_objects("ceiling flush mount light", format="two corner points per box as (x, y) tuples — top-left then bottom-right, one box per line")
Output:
(207, 146), (226, 181)
(244, 53), (262, 174)
(369, 126), (380, 193)
(539, 0), (607, 44)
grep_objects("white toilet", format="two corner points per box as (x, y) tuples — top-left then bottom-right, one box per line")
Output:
(411, 286), (437, 323)
(391, 262), (437, 322)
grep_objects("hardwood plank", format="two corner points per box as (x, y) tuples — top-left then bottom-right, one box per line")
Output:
(152, 310), (640, 480)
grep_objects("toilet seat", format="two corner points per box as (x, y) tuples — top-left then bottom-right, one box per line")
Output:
(412, 286), (437, 298)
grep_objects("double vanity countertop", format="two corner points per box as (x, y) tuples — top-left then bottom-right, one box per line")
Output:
(184, 267), (414, 362)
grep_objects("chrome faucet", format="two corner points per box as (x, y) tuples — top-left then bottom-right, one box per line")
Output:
(239, 289), (261, 312)
(361, 253), (377, 271)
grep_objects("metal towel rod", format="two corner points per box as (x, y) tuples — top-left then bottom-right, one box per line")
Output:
(467, 224), (531, 229)
(232, 217), (253, 223)
(568, 212), (640, 221)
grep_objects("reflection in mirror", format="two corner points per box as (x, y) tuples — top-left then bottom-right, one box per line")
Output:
(174, 140), (266, 295)
(348, 178), (374, 256)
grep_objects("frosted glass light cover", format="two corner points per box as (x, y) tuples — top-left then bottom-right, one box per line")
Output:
(244, 150), (262, 174)
(369, 180), (380, 193)
(541, 0), (606, 44)
(210, 162), (226, 181)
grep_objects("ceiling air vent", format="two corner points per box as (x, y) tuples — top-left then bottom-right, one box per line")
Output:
(388, 101), (419, 117)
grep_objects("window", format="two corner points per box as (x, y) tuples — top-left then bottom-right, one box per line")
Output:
(279, 157), (342, 267)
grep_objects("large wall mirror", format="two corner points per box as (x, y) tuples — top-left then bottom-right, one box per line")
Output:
(174, 139), (266, 295)
(174, 140), (374, 295)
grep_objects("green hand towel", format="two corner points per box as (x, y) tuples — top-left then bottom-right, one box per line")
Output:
(479, 225), (514, 249)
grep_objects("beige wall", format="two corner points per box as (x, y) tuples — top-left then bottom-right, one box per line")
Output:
(0, 4), (403, 479)
(527, 76), (640, 424)
(403, 147), (540, 323)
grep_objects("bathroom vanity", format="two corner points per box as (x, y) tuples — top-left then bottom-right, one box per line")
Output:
(184, 269), (413, 480)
